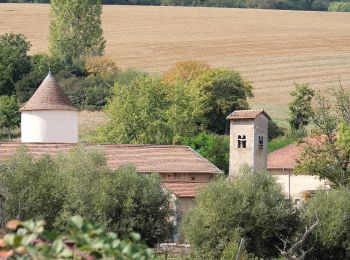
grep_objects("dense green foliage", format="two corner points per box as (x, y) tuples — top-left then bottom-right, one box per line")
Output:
(49, 0), (106, 64)
(0, 33), (31, 96)
(98, 74), (202, 144)
(0, 147), (172, 247)
(295, 87), (350, 187)
(189, 68), (253, 134)
(182, 173), (297, 259)
(288, 83), (315, 131)
(0, 96), (20, 138)
(302, 188), (350, 259)
(1, 0), (333, 11)
(183, 132), (229, 173)
(329, 1), (350, 11)
(0, 216), (155, 259)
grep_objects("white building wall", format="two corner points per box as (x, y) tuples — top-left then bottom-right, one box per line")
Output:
(21, 110), (78, 143)
(269, 169), (327, 200)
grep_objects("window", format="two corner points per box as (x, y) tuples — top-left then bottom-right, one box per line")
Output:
(258, 136), (264, 149)
(238, 135), (246, 148)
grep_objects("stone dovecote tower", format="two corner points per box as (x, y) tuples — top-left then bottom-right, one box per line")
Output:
(227, 109), (270, 177)
(20, 72), (78, 143)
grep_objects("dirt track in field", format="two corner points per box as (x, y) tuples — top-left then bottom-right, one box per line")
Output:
(1, 3), (350, 120)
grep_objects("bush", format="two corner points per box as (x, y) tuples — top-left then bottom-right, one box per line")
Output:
(182, 173), (297, 259)
(162, 60), (210, 85)
(0, 148), (65, 229)
(0, 147), (172, 246)
(0, 216), (155, 259)
(329, 1), (350, 11)
(302, 188), (350, 259)
(183, 132), (229, 173)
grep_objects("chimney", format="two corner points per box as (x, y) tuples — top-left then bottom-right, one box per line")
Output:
(227, 109), (270, 177)
(20, 72), (78, 143)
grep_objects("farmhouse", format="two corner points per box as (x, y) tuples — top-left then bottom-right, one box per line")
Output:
(267, 141), (328, 204)
(0, 72), (224, 216)
(0, 72), (323, 216)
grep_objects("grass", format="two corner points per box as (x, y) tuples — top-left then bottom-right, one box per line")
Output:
(1, 4), (350, 120)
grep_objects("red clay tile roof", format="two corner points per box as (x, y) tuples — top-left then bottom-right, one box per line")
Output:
(0, 143), (223, 174)
(162, 182), (207, 197)
(267, 144), (303, 170)
(267, 137), (325, 170)
(19, 72), (77, 112)
(226, 109), (271, 120)
(0, 143), (222, 198)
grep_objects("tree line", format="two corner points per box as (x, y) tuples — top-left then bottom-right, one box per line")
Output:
(2, 0), (350, 11)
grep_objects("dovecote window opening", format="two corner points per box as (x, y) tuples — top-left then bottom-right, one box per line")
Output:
(238, 135), (247, 148)
(258, 136), (264, 149)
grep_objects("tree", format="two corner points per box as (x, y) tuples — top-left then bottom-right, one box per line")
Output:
(294, 87), (350, 187)
(0, 148), (66, 229)
(288, 83), (315, 131)
(0, 95), (20, 139)
(98, 165), (172, 247)
(182, 172), (297, 259)
(98, 74), (201, 144)
(302, 188), (350, 259)
(0, 147), (172, 246)
(0, 33), (31, 95)
(49, 0), (106, 64)
(183, 132), (229, 173)
(162, 60), (210, 85)
(189, 68), (253, 134)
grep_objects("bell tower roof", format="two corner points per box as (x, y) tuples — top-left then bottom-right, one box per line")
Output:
(226, 109), (270, 121)
(19, 72), (77, 112)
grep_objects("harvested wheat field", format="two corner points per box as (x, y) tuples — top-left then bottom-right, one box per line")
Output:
(1, 4), (350, 120)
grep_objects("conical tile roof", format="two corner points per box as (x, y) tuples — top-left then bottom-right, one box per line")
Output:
(20, 72), (77, 112)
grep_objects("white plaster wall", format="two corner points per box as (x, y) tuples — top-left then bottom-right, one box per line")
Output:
(21, 110), (78, 143)
(229, 120), (255, 177)
(270, 169), (326, 199)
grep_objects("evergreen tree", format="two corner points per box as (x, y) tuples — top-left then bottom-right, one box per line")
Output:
(49, 0), (106, 64)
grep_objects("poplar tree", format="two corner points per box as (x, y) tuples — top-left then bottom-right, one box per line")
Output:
(49, 0), (106, 64)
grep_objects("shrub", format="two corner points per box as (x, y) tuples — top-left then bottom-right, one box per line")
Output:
(0, 147), (65, 229)
(0, 147), (172, 246)
(182, 173), (297, 259)
(0, 216), (155, 259)
(329, 1), (350, 11)
(84, 56), (119, 76)
(162, 60), (210, 85)
(302, 188), (350, 259)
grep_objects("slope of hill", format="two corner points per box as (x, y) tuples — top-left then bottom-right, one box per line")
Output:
(1, 4), (350, 121)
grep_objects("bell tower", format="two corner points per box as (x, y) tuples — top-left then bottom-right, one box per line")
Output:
(227, 109), (270, 177)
